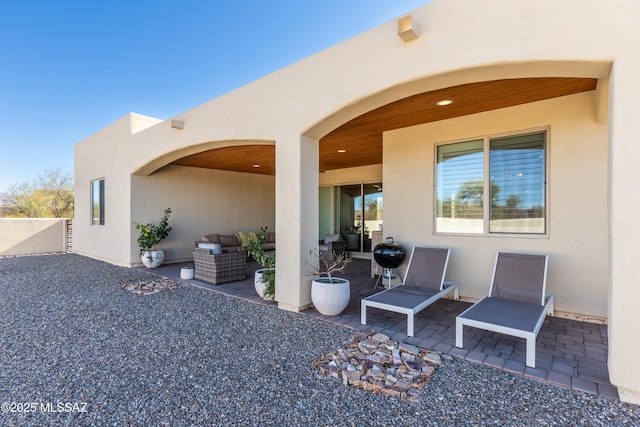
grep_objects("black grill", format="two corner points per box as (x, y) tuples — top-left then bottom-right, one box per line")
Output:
(373, 238), (406, 269)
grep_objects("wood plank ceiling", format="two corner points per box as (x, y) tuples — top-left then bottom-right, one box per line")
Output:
(171, 77), (597, 175)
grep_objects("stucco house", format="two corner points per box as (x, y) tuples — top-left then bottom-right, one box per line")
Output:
(74, 0), (640, 403)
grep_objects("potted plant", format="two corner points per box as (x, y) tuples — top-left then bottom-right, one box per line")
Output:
(243, 226), (275, 300)
(134, 207), (172, 268)
(180, 262), (194, 280)
(307, 248), (352, 316)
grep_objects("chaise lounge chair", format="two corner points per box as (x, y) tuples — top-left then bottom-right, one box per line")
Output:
(361, 247), (458, 337)
(455, 252), (554, 368)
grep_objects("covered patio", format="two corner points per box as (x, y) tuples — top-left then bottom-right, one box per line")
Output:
(151, 258), (617, 400)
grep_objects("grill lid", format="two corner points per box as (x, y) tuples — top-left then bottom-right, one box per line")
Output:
(373, 237), (406, 268)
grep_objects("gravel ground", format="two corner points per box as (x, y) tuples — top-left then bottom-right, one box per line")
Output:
(0, 254), (638, 426)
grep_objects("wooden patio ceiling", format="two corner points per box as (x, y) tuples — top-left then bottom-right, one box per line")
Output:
(171, 77), (597, 175)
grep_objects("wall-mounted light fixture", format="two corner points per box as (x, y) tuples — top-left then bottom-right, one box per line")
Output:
(171, 119), (184, 129)
(397, 15), (418, 43)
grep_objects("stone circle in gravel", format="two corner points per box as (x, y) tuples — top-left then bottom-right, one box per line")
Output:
(121, 275), (182, 295)
(315, 331), (443, 401)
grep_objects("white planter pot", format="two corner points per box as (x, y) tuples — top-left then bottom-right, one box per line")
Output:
(254, 268), (275, 300)
(180, 267), (195, 280)
(141, 250), (165, 269)
(311, 277), (350, 316)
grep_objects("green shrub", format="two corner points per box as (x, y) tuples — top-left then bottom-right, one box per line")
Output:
(134, 208), (172, 254)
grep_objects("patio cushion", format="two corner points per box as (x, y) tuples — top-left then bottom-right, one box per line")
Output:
(198, 231), (270, 254)
(198, 242), (222, 254)
(265, 232), (276, 243)
(202, 234), (220, 243)
(198, 233), (243, 253)
(219, 234), (240, 247)
(324, 233), (341, 243)
(237, 231), (258, 246)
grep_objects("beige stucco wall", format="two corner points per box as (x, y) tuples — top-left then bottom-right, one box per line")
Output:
(74, 114), (157, 266)
(608, 57), (640, 404)
(0, 219), (68, 255)
(74, 0), (640, 402)
(384, 90), (608, 318)
(130, 165), (275, 265)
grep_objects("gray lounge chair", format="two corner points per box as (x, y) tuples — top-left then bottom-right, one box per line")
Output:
(455, 252), (554, 368)
(361, 247), (458, 337)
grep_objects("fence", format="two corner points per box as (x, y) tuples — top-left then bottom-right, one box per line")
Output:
(0, 218), (72, 256)
(66, 219), (73, 252)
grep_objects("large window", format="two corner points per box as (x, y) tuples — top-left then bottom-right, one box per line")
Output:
(436, 130), (546, 235)
(91, 179), (105, 226)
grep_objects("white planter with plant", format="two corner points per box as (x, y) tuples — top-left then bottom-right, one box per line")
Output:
(254, 267), (275, 300)
(141, 250), (165, 269)
(244, 226), (275, 300)
(134, 208), (172, 269)
(308, 249), (351, 316)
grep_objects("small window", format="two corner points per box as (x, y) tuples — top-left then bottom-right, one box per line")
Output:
(436, 130), (546, 235)
(91, 179), (105, 226)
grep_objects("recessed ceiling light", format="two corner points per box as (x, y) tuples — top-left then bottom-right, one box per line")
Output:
(338, 149), (347, 153)
(253, 164), (260, 168)
(436, 99), (453, 106)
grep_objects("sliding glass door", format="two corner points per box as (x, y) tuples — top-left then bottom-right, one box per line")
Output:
(332, 182), (383, 254)
(363, 183), (383, 251)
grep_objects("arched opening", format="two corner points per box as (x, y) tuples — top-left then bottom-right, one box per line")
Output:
(130, 139), (277, 265)
(133, 139), (275, 176)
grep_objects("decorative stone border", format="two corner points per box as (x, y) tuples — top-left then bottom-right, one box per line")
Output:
(315, 331), (446, 402)
(122, 276), (182, 295)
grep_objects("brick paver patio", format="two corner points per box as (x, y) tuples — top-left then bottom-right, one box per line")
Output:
(152, 258), (617, 400)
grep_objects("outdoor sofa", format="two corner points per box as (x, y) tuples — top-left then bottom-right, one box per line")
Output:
(196, 231), (276, 254)
(192, 230), (275, 286)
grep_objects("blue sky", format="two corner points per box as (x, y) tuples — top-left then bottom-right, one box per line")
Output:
(0, 0), (430, 192)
